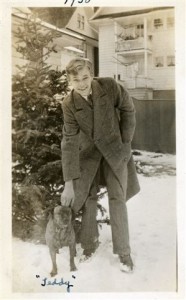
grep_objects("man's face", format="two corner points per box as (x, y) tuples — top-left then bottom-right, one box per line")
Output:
(68, 66), (92, 97)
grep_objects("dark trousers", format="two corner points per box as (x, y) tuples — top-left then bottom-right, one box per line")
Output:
(80, 158), (131, 256)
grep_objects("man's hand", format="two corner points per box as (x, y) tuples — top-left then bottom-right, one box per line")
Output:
(61, 180), (75, 207)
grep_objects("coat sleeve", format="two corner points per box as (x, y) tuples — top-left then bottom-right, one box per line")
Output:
(113, 79), (136, 144)
(61, 100), (80, 182)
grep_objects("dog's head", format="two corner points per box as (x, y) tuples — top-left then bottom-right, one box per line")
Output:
(53, 205), (72, 228)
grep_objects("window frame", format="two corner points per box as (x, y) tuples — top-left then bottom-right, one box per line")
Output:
(136, 24), (144, 37)
(154, 18), (164, 30)
(77, 13), (85, 30)
(167, 55), (175, 67)
(154, 56), (164, 68)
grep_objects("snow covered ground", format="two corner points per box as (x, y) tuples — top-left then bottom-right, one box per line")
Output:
(12, 151), (177, 294)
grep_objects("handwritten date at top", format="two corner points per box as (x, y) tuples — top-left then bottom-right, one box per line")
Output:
(64, 0), (90, 6)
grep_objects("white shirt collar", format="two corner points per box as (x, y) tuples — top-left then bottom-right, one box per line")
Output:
(82, 89), (92, 101)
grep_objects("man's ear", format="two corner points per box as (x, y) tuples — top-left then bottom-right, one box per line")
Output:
(88, 67), (93, 78)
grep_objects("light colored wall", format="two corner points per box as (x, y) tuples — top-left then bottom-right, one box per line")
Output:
(151, 67), (175, 90)
(99, 23), (115, 77)
(149, 10), (175, 90)
(45, 46), (62, 70)
(98, 9), (175, 91)
(67, 7), (97, 40)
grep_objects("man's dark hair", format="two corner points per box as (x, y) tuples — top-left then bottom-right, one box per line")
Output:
(66, 58), (92, 76)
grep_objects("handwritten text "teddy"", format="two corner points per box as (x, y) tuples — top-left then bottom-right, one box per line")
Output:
(36, 275), (76, 293)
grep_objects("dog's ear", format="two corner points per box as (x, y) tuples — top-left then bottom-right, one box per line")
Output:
(54, 205), (63, 214)
(44, 206), (55, 220)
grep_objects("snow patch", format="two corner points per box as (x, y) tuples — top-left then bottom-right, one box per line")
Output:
(12, 153), (177, 293)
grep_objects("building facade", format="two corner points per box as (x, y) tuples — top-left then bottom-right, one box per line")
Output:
(91, 7), (175, 100)
(12, 7), (99, 76)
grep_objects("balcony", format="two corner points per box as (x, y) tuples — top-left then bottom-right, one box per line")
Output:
(136, 76), (153, 88)
(115, 37), (152, 53)
(122, 76), (153, 89)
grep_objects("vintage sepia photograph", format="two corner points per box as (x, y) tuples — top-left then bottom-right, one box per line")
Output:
(0, 1), (185, 299)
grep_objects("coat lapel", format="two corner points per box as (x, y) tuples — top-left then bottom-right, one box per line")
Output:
(91, 79), (109, 140)
(72, 80), (110, 139)
(73, 90), (93, 132)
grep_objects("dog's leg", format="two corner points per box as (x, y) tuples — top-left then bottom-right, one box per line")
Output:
(69, 244), (77, 271)
(49, 247), (58, 277)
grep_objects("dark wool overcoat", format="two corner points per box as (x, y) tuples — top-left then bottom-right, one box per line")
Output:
(61, 77), (140, 213)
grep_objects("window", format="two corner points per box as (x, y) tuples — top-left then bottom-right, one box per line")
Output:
(136, 24), (144, 37)
(154, 18), (163, 29)
(167, 55), (175, 66)
(77, 14), (84, 30)
(137, 24), (144, 29)
(77, 14), (81, 28)
(167, 17), (174, 28)
(155, 56), (164, 67)
(81, 16), (85, 30)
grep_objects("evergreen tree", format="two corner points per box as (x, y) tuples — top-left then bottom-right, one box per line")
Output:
(12, 12), (69, 241)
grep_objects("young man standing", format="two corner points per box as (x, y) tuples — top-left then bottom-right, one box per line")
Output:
(61, 58), (140, 272)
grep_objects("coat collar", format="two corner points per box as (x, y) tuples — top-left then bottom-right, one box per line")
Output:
(73, 79), (107, 110)
(72, 79), (109, 140)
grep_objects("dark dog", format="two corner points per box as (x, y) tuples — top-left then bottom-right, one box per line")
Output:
(45, 205), (77, 277)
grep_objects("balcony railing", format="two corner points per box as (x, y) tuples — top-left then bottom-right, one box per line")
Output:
(115, 37), (152, 52)
(122, 76), (153, 89)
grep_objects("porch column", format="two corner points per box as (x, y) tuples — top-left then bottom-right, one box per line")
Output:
(144, 17), (148, 79)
